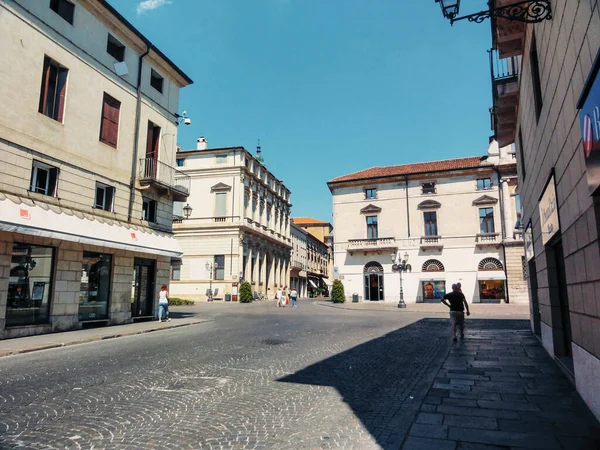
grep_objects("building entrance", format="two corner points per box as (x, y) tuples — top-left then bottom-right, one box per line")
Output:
(364, 261), (384, 301)
(132, 258), (155, 318)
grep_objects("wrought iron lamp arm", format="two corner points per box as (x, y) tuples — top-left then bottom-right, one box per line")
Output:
(450, 0), (551, 25)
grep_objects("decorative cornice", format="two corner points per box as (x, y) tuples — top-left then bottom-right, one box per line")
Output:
(418, 200), (442, 210)
(210, 182), (231, 192)
(472, 195), (498, 206)
(360, 204), (382, 214)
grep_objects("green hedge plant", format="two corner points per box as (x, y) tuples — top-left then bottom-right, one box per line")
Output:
(239, 281), (253, 303)
(331, 280), (346, 303)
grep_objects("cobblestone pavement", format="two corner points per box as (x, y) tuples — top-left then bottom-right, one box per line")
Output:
(0, 302), (598, 449)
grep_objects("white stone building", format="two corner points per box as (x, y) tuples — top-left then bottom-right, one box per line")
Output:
(328, 141), (527, 305)
(0, 0), (192, 338)
(171, 140), (292, 301)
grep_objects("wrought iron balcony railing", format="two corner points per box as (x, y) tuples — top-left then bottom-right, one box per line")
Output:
(490, 49), (520, 83)
(139, 158), (191, 201)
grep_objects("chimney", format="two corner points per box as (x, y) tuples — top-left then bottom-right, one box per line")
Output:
(196, 136), (207, 151)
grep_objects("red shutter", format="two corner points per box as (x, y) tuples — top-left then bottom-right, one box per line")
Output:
(146, 122), (154, 158)
(100, 95), (120, 148)
(56, 68), (67, 122)
(39, 57), (51, 114)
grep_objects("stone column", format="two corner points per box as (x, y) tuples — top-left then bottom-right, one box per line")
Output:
(253, 246), (260, 292)
(501, 179), (513, 239)
(245, 243), (252, 284)
(259, 250), (267, 294)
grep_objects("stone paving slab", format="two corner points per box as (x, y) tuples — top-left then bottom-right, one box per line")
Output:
(400, 324), (600, 450)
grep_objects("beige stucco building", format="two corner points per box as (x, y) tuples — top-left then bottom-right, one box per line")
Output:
(328, 141), (527, 305)
(481, 0), (600, 420)
(171, 140), (292, 301)
(292, 217), (334, 283)
(290, 221), (331, 298)
(0, 0), (192, 338)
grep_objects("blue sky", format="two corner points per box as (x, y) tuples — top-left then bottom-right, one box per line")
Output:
(116, 0), (493, 223)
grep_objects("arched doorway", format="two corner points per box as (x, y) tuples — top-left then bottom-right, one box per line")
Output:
(364, 261), (384, 301)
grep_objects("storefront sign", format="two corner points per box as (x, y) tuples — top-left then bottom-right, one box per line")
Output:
(539, 174), (559, 245)
(524, 222), (534, 261)
(578, 48), (600, 194)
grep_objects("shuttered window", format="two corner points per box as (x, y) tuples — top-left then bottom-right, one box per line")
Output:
(39, 56), (68, 122)
(215, 193), (227, 217)
(99, 94), (121, 148)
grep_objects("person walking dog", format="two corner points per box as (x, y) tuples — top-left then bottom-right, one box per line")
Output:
(441, 283), (470, 341)
(158, 284), (171, 322)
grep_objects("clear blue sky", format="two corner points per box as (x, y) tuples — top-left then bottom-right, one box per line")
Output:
(115, 0), (493, 223)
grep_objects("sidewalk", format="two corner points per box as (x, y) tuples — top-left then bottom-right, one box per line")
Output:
(0, 314), (205, 358)
(401, 320), (600, 450)
(316, 299), (530, 317)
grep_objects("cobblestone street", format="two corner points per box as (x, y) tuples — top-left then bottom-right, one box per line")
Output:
(0, 302), (598, 449)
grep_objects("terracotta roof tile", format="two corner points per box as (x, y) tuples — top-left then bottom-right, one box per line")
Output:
(292, 217), (330, 225)
(328, 156), (491, 184)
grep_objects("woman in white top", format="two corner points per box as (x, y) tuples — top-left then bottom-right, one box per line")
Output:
(158, 284), (171, 322)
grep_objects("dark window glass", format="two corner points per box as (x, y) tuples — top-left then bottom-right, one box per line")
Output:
(422, 182), (436, 194)
(50, 0), (75, 24)
(30, 161), (59, 196)
(530, 33), (543, 121)
(7, 243), (55, 327)
(365, 188), (377, 199)
(79, 252), (112, 321)
(150, 69), (164, 93)
(176, 158), (184, 167)
(366, 215), (378, 239)
(518, 128), (527, 179)
(39, 56), (68, 122)
(424, 211), (438, 236)
(142, 198), (157, 222)
(106, 34), (125, 62)
(214, 255), (225, 280)
(99, 93), (121, 148)
(476, 178), (492, 190)
(95, 183), (114, 211)
(479, 208), (495, 234)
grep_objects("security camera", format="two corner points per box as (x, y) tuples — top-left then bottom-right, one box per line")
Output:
(184, 117), (191, 126)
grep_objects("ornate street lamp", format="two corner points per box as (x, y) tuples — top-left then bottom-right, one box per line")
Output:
(391, 251), (411, 309)
(183, 203), (193, 219)
(435, 0), (552, 25)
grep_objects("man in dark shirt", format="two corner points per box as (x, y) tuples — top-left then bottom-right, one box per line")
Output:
(441, 283), (470, 342)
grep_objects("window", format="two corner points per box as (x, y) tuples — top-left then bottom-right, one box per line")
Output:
(476, 178), (492, 190)
(7, 243), (55, 327)
(94, 182), (115, 211)
(176, 158), (184, 167)
(171, 264), (181, 281)
(215, 192), (227, 217)
(214, 255), (225, 280)
(479, 208), (495, 234)
(365, 188), (377, 199)
(39, 56), (68, 122)
(422, 182), (436, 194)
(106, 34), (125, 62)
(143, 122), (160, 178)
(530, 33), (543, 121)
(30, 161), (59, 196)
(142, 198), (157, 222)
(99, 93), (121, 148)
(518, 128), (526, 179)
(424, 211), (438, 236)
(252, 197), (257, 220)
(50, 0), (74, 24)
(366, 216), (378, 239)
(150, 69), (164, 93)
(216, 154), (227, 164)
(79, 252), (112, 321)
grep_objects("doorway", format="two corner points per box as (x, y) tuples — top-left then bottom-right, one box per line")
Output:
(553, 240), (571, 357)
(363, 261), (384, 301)
(132, 258), (155, 318)
(528, 259), (541, 336)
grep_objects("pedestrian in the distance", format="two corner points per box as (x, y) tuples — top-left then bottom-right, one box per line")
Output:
(290, 287), (298, 307)
(441, 283), (470, 342)
(158, 284), (171, 322)
(276, 287), (283, 307)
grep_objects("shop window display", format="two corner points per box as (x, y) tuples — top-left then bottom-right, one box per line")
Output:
(79, 252), (112, 321)
(479, 280), (505, 300)
(7, 243), (55, 327)
(422, 280), (446, 301)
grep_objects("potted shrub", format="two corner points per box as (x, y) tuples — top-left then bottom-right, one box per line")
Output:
(239, 281), (253, 303)
(331, 280), (346, 303)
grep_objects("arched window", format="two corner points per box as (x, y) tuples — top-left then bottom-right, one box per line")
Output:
(422, 259), (445, 272)
(363, 261), (383, 273)
(478, 258), (503, 270)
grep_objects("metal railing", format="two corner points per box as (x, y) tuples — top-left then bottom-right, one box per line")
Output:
(139, 158), (191, 197)
(490, 49), (520, 82)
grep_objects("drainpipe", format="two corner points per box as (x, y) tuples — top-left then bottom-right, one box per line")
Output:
(494, 167), (510, 303)
(128, 44), (151, 223)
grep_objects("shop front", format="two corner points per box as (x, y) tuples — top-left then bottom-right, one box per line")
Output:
(477, 272), (506, 303)
(420, 277), (446, 303)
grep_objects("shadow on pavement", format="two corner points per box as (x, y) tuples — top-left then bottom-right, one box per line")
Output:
(278, 318), (535, 450)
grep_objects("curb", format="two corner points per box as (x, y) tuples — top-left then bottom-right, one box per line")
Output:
(313, 301), (447, 313)
(0, 320), (205, 358)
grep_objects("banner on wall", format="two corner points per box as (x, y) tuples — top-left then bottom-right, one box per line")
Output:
(578, 48), (600, 195)
(538, 174), (559, 246)
(524, 222), (535, 261)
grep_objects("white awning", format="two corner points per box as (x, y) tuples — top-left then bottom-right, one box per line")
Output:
(0, 196), (182, 258)
(420, 273), (445, 280)
(477, 271), (506, 280)
(308, 279), (318, 288)
(322, 278), (333, 287)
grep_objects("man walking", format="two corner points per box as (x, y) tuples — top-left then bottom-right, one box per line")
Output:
(290, 287), (298, 307)
(441, 283), (470, 342)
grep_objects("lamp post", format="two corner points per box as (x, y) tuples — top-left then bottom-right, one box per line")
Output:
(391, 251), (411, 309)
(205, 261), (218, 302)
(183, 203), (193, 219)
(434, 0), (552, 25)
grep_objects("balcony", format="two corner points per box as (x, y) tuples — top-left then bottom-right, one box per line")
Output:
(139, 158), (191, 201)
(420, 235), (443, 251)
(476, 233), (500, 248)
(493, 0), (526, 58)
(347, 237), (396, 255)
(490, 49), (520, 147)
